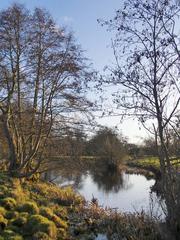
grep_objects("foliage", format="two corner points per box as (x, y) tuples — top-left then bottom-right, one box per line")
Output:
(86, 127), (128, 167)
(0, 3), (93, 178)
(100, 0), (180, 234)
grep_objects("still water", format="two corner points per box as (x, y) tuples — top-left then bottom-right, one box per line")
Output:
(51, 170), (163, 216)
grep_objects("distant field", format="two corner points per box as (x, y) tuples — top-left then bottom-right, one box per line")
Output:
(128, 156), (180, 170)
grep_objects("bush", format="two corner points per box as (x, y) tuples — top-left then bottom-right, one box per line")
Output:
(32, 232), (50, 240)
(18, 201), (39, 214)
(1, 197), (16, 210)
(25, 215), (57, 238)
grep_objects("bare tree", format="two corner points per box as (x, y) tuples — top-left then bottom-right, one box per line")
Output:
(100, 0), (180, 235)
(0, 4), (92, 178)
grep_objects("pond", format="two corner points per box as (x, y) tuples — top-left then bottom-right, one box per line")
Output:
(49, 169), (164, 217)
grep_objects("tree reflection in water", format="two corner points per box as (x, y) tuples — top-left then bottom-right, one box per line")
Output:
(89, 168), (132, 193)
(45, 157), (133, 193)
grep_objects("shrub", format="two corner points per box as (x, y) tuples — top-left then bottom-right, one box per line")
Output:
(1, 197), (16, 210)
(25, 215), (57, 238)
(32, 231), (50, 240)
(18, 201), (39, 214)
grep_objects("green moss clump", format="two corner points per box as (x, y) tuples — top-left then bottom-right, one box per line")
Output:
(39, 207), (67, 229)
(57, 228), (67, 239)
(12, 216), (27, 227)
(1, 197), (16, 210)
(18, 201), (39, 214)
(32, 231), (50, 240)
(19, 212), (29, 218)
(0, 214), (8, 230)
(2, 229), (23, 240)
(0, 207), (7, 216)
(39, 207), (53, 219)
(51, 215), (67, 229)
(26, 215), (57, 238)
(6, 211), (19, 220)
(49, 205), (67, 220)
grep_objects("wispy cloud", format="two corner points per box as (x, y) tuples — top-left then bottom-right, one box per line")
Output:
(62, 16), (74, 23)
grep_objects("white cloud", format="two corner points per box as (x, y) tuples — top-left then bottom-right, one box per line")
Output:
(63, 16), (73, 23)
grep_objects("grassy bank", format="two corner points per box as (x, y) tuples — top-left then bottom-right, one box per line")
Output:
(0, 172), (163, 240)
(126, 157), (180, 170)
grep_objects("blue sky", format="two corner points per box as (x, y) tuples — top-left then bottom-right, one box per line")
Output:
(0, 0), (147, 143)
(0, 0), (122, 71)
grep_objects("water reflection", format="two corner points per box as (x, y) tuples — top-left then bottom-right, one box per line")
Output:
(89, 168), (132, 193)
(45, 158), (164, 214)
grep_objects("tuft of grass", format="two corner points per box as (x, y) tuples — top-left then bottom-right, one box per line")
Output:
(0, 207), (7, 217)
(2, 229), (23, 240)
(1, 197), (17, 210)
(11, 216), (28, 227)
(25, 214), (57, 238)
(5, 211), (19, 220)
(39, 207), (68, 229)
(17, 201), (39, 215)
(0, 214), (8, 230)
(32, 231), (50, 240)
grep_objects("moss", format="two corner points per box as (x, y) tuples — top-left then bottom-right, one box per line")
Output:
(57, 228), (67, 239)
(10, 182), (27, 203)
(39, 207), (67, 229)
(51, 215), (67, 229)
(2, 229), (23, 240)
(1, 197), (16, 210)
(32, 231), (50, 240)
(18, 201), (39, 214)
(0, 207), (7, 216)
(6, 225), (21, 234)
(6, 211), (19, 220)
(39, 207), (53, 219)
(11, 216), (27, 227)
(49, 205), (67, 220)
(25, 215), (57, 238)
(19, 212), (29, 218)
(0, 214), (8, 230)
(0, 185), (8, 193)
